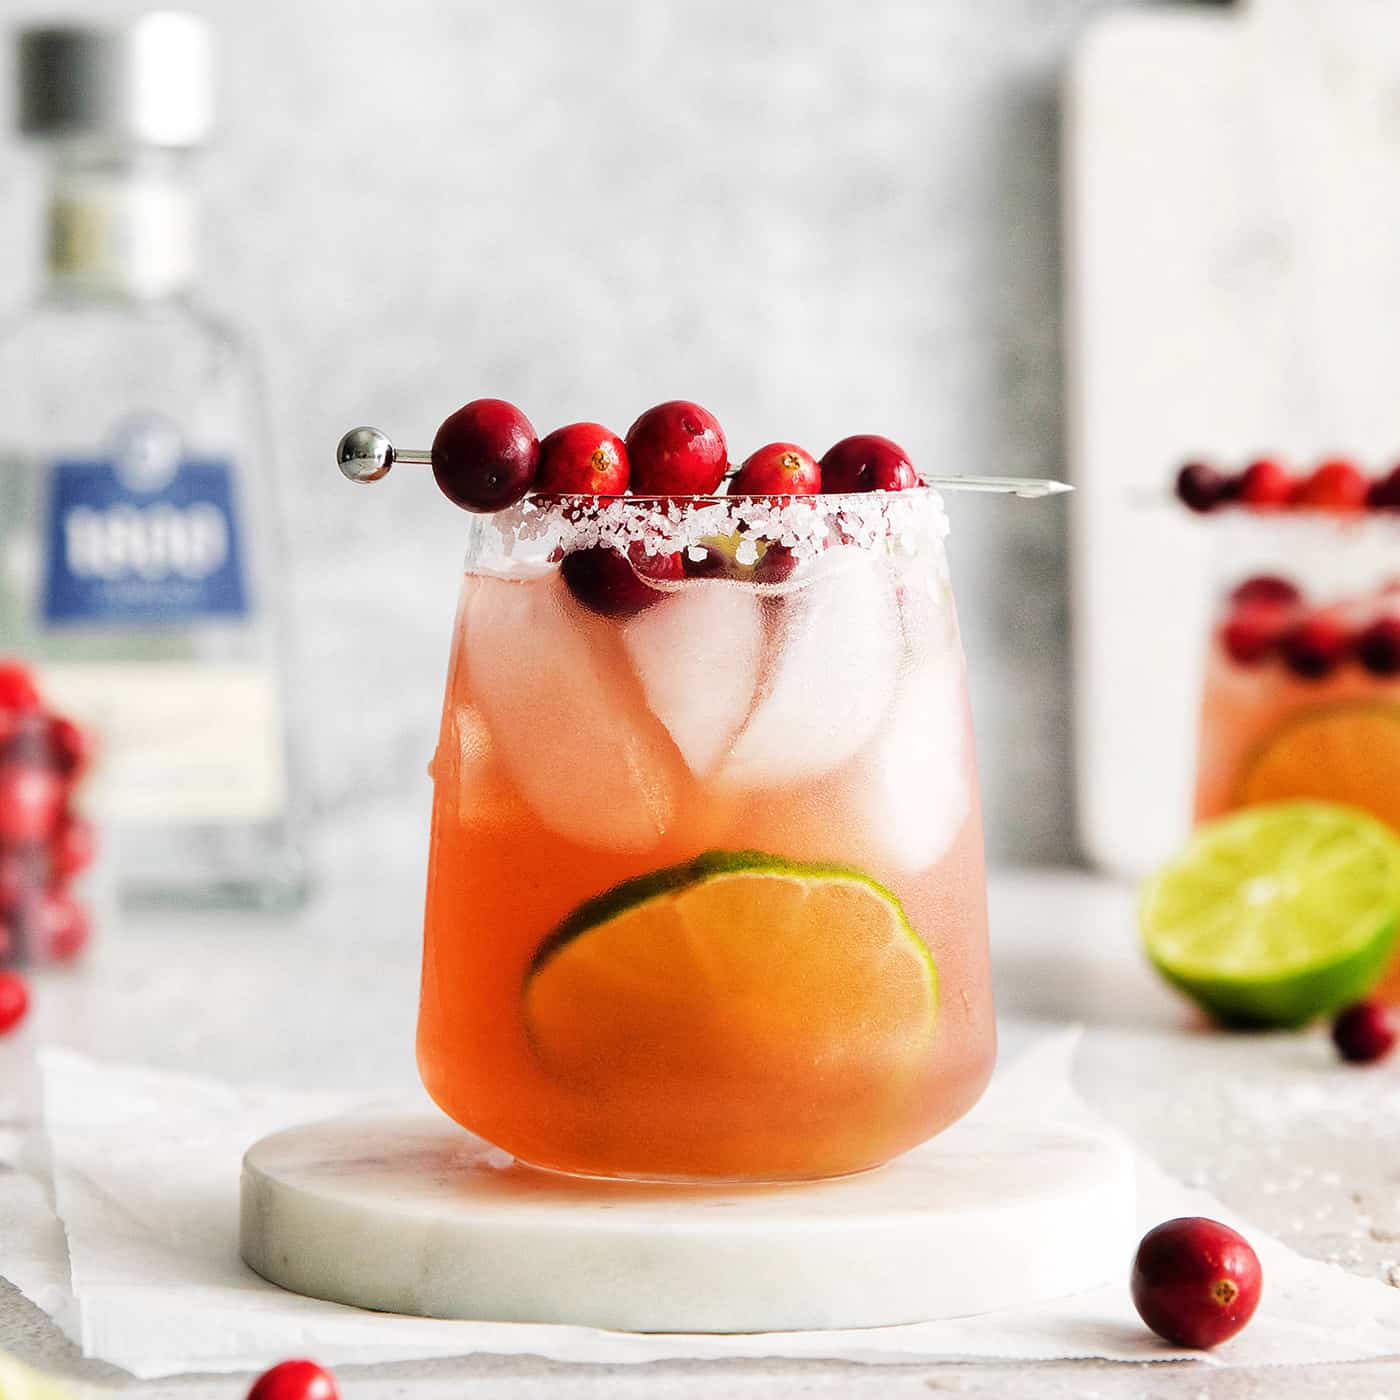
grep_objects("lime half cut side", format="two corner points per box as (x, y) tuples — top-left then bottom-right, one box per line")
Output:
(1140, 802), (1400, 1028)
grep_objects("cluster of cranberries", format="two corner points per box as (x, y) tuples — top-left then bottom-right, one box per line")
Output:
(430, 399), (922, 616)
(0, 661), (94, 967)
(1217, 574), (1400, 679)
(1177, 456), (1400, 514)
(431, 398), (920, 509)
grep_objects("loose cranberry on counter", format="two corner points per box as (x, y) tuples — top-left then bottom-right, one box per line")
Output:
(0, 763), (64, 844)
(730, 443), (822, 496)
(246, 1359), (339, 1400)
(561, 544), (684, 617)
(1227, 575), (1302, 609)
(1369, 466), (1400, 509)
(1235, 457), (1294, 509)
(1279, 613), (1350, 679)
(1175, 462), (1229, 513)
(1132, 1217), (1262, 1348)
(1292, 459), (1368, 512)
(820, 434), (919, 493)
(0, 971), (29, 1035)
(625, 401), (728, 496)
(431, 399), (539, 512)
(535, 422), (629, 495)
(1356, 617), (1400, 678)
(1221, 605), (1291, 666)
(1332, 1000), (1397, 1064)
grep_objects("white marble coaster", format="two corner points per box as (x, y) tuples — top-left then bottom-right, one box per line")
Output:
(240, 1113), (1134, 1333)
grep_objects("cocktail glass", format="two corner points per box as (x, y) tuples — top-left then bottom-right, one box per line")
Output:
(1193, 512), (1400, 995)
(417, 487), (993, 1182)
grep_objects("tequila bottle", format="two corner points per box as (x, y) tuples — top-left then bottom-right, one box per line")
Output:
(0, 14), (304, 908)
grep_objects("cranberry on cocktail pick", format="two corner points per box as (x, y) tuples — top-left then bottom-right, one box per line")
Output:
(1131, 1217), (1262, 1349)
(336, 401), (541, 512)
(821, 434), (919, 493)
(535, 422), (629, 496)
(431, 400), (539, 512)
(1174, 462), (1229, 513)
(1236, 457), (1294, 509)
(1368, 466), (1400, 509)
(1293, 459), (1367, 512)
(625, 401), (729, 496)
(730, 443), (821, 496)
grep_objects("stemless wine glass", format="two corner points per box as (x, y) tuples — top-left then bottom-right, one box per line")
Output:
(417, 488), (993, 1182)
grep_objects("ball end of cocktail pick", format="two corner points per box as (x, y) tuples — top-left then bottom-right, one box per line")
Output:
(337, 426), (396, 483)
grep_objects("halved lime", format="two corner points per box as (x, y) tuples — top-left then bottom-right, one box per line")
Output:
(1140, 802), (1400, 1028)
(524, 850), (937, 1093)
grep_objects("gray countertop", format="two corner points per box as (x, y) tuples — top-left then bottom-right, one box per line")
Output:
(4, 864), (1400, 1398)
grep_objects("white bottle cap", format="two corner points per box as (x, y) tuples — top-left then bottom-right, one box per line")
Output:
(17, 12), (214, 148)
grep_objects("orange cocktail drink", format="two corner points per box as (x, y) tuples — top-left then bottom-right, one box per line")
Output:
(418, 488), (993, 1182)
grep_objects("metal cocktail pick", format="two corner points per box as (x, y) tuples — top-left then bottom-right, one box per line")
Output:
(335, 427), (1072, 499)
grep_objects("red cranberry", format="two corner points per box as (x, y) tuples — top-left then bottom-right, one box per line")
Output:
(1236, 457), (1294, 508)
(1279, 613), (1350, 679)
(753, 541), (800, 583)
(1368, 466), (1400, 509)
(1132, 1217), (1261, 1348)
(1227, 575), (1302, 609)
(535, 422), (629, 495)
(1293, 459), (1368, 512)
(1221, 605), (1290, 666)
(0, 971), (28, 1034)
(1332, 1000), (1397, 1063)
(430, 399), (538, 512)
(820, 435), (919, 493)
(560, 544), (683, 617)
(52, 817), (95, 882)
(0, 710), (53, 767)
(36, 893), (88, 963)
(0, 663), (39, 713)
(1356, 617), (1400, 677)
(0, 847), (45, 912)
(625, 401), (728, 495)
(1175, 462), (1229, 513)
(0, 764), (63, 844)
(48, 716), (90, 780)
(730, 443), (822, 496)
(246, 1359), (339, 1400)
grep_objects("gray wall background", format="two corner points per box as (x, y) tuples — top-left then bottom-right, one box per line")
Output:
(0, 0), (1129, 867)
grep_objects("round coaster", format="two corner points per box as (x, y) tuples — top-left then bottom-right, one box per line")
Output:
(241, 1113), (1134, 1333)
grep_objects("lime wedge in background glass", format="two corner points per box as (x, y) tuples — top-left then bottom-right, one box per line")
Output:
(1140, 802), (1400, 1028)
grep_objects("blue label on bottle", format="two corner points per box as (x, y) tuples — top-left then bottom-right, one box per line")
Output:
(41, 453), (250, 627)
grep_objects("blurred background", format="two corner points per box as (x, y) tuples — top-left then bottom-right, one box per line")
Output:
(17, 0), (1396, 917)
(0, 0), (1129, 884)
